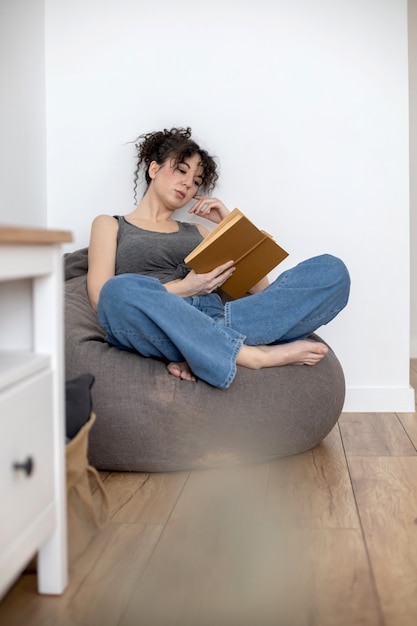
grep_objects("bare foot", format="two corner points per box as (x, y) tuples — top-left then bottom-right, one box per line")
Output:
(167, 361), (197, 381)
(236, 340), (329, 370)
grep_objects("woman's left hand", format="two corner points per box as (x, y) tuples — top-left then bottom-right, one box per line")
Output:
(188, 196), (229, 224)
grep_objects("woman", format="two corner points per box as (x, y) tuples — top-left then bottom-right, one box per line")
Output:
(87, 127), (350, 388)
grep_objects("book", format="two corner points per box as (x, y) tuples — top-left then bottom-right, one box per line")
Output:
(184, 208), (289, 299)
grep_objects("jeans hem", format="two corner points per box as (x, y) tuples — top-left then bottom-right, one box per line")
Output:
(217, 334), (245, 389)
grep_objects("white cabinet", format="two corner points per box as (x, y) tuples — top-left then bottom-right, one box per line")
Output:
(0, 226), (72, 599)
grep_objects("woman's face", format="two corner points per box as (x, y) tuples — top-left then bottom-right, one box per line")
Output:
(150, 153), (204, 209)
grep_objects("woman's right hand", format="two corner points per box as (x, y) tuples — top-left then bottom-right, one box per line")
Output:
(165, 260), (236, 297)
(188, 196), (229, 225)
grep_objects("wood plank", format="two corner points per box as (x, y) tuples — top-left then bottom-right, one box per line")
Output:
(348, 456), (417, 626)
(6, 515), (127, 624)
(339, 412), (417, 456)
(118, 459), (380, 626)
(303, 528), (382, 626)
(156, 527), (381, 626)
(0, 522), (163, 626)
(57, 523), (163, 626)
(0, 226), (72, 244)
(104, 470), (189, 524)
(266, 425), (360, 529)
(397, 413), (417, 450)
(119, 463), (273, 626)
(186, 527), (381, 625)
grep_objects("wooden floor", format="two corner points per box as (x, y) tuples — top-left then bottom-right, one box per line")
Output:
(1, 362), (417, 626)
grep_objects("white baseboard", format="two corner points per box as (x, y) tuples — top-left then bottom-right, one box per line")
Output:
(343, 386), (415, 412)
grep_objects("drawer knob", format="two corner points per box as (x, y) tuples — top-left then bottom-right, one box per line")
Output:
(13, 456), (34, 477)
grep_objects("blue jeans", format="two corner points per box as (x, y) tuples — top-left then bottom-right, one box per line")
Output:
(97, 254), (350, 389)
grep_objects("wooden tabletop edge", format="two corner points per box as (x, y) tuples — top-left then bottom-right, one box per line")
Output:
(0, 226), (73, 245)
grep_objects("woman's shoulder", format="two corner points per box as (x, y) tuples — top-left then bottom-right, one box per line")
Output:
(90, 214), (120, 235)
(92, 213), (119, 224)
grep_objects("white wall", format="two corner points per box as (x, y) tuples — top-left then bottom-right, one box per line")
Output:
(45, 0), (413, 411)
(409, 0), (417, 358)
(0, 0), (47, 227)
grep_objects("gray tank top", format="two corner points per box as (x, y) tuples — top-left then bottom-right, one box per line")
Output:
(114, 215), (204, 283)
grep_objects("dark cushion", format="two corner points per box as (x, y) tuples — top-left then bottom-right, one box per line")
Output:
(64, 248), (345, 472)
(65, 373), (95, 440)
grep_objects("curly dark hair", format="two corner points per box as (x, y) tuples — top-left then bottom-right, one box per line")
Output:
(132, 127), (219, 203)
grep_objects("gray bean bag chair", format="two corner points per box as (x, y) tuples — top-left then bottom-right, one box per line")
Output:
(64, 248), (345, 472)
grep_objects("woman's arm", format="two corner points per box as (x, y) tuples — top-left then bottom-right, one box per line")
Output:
(165, 261), (236, 297)
(87, 215), (119, 311)
(188, 196), (230, 224)
(168, 196), (270, 297)
(189, 196), (271, 295)
(165, 197), (235, 297)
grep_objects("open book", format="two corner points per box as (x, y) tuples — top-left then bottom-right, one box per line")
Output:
(185, 208), (289, 299)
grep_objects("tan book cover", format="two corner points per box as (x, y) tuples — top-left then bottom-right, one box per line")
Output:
(185, 208), (289, 299)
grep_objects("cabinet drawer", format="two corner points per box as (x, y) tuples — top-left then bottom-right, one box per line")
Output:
(0, 371), (55, 553)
